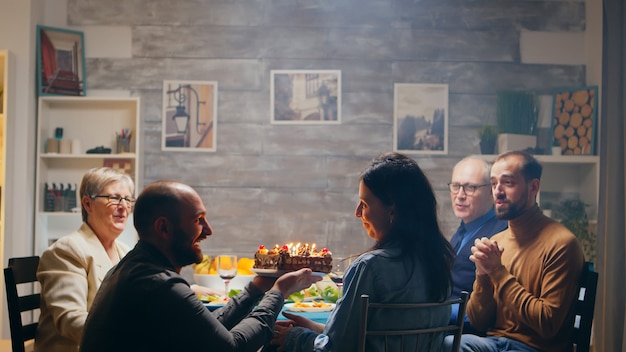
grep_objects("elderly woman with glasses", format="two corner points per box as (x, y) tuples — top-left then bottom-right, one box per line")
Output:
(35, 167), (136, 352)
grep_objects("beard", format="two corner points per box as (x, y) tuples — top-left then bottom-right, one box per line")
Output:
(495, 191), (529, 220)
(170, 226), (203, 267)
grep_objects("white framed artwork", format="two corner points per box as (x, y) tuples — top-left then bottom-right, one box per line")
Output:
(162, 80), (218, 152)
(394, 83), (449, 155)
(271, 70), (341, 124)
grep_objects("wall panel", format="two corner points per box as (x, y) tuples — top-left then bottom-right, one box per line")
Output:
(68, 0), (588, 262)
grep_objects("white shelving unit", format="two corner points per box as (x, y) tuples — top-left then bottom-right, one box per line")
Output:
(35, 96), (141, 255)
(473, 154), (600, 221)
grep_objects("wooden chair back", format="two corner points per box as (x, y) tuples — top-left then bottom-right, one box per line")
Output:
(3, 256), (41, 352)
(572, 261), (598, 352)
(358, 291), (468, 352)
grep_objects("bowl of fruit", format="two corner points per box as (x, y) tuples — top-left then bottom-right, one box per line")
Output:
(193, 255), (256, 291)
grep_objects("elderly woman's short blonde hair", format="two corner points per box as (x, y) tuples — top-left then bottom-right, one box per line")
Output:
(79, 167), (135, 222)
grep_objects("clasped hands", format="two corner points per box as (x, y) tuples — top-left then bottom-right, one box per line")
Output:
(469, 237), (504, 276)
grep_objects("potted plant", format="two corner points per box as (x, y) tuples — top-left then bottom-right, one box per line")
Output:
(478, 125), (497, 154)
(496, 90), (539, 152)
(553, 199), (596, 262)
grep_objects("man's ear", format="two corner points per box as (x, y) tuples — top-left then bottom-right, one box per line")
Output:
(530, 179), (541, 197)
(153, 216), (171, 240)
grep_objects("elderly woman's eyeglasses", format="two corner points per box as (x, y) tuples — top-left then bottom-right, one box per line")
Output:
(91, 195), (136, 207)
(448, 183), (491, 195)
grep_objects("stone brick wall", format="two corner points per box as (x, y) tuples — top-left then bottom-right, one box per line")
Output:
(67, 0), (586, 260)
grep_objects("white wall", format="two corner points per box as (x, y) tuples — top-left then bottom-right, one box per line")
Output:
(0, 0), (44, 339)
(0, 0), (135, 339)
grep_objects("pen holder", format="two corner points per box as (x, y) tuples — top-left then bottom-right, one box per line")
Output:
(116, 136), (132, 154)
(59, 139), (72, 154)
(46, 138), (59, 153)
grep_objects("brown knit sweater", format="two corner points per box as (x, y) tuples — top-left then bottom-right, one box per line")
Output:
(467, 205), (584, 352)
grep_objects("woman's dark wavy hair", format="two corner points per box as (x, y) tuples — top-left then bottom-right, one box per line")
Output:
(361, 152), (454, 301)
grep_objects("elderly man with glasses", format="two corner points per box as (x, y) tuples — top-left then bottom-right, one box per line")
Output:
(447, 157), (508, 333)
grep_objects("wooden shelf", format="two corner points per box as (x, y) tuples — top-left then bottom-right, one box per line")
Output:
(38, 212), (81, 216)
(41, 153), (136, 159)
(472, 154), (598, 164)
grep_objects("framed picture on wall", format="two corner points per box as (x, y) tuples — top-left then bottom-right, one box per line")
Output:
(393, 83), (449, 155)
(551, 85), (598, 155)
(162, 80), (218, 152)
(270, 70), (341, 124)
(36, 25), (86, 96)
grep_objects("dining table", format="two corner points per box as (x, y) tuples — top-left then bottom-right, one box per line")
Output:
(205, 302), (332, 324)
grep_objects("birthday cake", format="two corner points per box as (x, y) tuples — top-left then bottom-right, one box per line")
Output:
(254, 243), (333, 273)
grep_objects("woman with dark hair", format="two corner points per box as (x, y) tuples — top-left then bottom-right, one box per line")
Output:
(271, 152), (455, 352)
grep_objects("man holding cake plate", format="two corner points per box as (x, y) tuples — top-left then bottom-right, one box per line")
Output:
(80, 181), (322, 352)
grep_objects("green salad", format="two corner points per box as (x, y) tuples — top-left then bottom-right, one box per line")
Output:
(198, 294), (222, 303)
(320, 286), (340, 303)
(288, 291), (304, 302)
(287, 285), (340, 303)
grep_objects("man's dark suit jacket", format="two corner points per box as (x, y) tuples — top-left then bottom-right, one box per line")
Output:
(451, 216), (508, 299)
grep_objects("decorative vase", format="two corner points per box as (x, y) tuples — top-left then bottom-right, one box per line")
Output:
(480, 140), (496, 155)
(497, 133), (536, 153)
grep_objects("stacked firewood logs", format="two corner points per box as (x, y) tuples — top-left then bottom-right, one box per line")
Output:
(552, 88), (595, 155)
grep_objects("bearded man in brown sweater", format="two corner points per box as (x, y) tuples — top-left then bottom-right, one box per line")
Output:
(443, 151), (584, 352)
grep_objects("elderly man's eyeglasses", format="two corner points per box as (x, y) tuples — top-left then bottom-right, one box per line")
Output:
(448, 183), (491, 195)
(91, 195), (136, 207)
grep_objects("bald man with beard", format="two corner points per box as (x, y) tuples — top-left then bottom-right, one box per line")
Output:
(81, 181), (321, 352)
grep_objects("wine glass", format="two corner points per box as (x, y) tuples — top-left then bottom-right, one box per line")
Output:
(328, 258), (346, 294)
(329, 257), (354, 296)
(216, 255), (238, 295)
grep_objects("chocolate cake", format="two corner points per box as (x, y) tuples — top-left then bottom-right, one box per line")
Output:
(254, 243), (333, 273)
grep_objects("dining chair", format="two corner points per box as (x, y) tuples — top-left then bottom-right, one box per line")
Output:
(4, 256), (41, 352)
(358, 291), (469, 352)
(572, 261), (598, 352)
